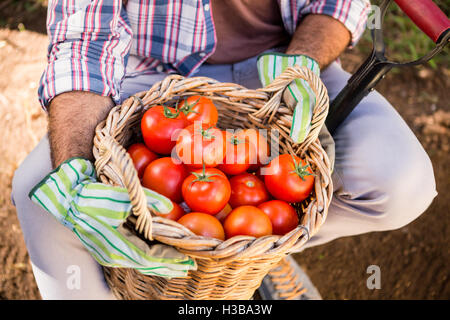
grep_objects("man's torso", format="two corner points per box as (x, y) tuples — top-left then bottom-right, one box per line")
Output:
(122, 0), (298, 75)
(206, 0), (290, 64)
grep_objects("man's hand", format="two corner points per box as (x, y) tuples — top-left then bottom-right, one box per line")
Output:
(286, 14), (351, 69)
(48, 91), (114, 168)
(257, 53), (320, 143)
(256, 14), (351, 143)
(29, 158), (196, 277)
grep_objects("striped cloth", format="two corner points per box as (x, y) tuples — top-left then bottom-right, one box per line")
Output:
(257, 53), (320, 143)
(38, 0), (371, 108)
(29, 158), (196, 278)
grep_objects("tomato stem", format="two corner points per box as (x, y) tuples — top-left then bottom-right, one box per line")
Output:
(189, 162), (221, 187)
(163, 105), (181, 119)
(180, 98), (200, 116)
(289, 155), (315, 181)
(245, 181), (255, 188)
(229, 135), (245, 145)
(196, 126), (216, 140)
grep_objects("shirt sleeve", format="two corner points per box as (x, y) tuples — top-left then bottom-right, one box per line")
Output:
(38, 0), (132, 109)
(300, 0), (372, 47)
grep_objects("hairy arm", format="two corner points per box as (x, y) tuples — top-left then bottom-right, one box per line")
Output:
(48, 91), (114, 168)
(286, 14), (351, 69)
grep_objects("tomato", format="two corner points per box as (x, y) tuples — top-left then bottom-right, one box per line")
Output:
(155, 201), (186, 221)
(181, 167), (231, 215)
(142, 157), (188, 203)
(236, 129), (270, 171)
(214, 203), (232, 223)
(223, 205), (272, 239)
(127, 143), (158, 178)
(263, 154), (314, 203)
(258, 200), (299, 235)
(228, 173), (269, 208)
(176, 123), (226, 168)
(217, 132), (256, 175)
(179, 96), (219, 126)
(177, 212), (225, 240)
(141, 105), (189, 155)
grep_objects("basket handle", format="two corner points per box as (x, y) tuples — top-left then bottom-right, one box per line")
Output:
(256, 65), (330, 154)
(97, 136), (154, 240)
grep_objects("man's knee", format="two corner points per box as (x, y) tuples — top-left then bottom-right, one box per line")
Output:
(341, 144), (437, 231)
(12, 156), (37, 203)
(331, 86), (438, 232)
(12, 135), (51, 206)
(378, 153), (436, 230)
(12, 158), (38, 208)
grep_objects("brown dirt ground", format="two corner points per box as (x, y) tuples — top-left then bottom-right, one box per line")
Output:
(0, 25), (448, 299)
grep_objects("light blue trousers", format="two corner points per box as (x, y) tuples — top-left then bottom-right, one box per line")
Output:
(11, 55), (437, 299)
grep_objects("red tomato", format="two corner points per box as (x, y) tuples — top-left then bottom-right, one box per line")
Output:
(181, 167), (231, 215)
(179, 96), (219, 126)
(258, 200), (299, 235)
(141, 105), (189, 155)
(142, 157), (188, 203)
(127, 143), (158, 178)
(217, 132), (256, 175)
(228, 173), (269, 208)
(155, 201), (186, 221)
(176, 123), (226, 168)
(263, 154), (314, 203)
(214, 203), (232, 223)
(236, 129), (270, 171)
(223, 205), (272, 239)
(177, 212), (225, 240)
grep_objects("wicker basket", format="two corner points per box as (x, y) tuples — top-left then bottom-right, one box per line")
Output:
(92, 65), (333, 300)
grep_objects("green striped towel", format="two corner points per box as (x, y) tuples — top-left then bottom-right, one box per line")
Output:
(257, 53), (320, 144)
(29, 158), (196, 278)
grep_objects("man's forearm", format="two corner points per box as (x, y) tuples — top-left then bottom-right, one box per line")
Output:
(286, 14), (351, 69)
(48, 91), (114, 168)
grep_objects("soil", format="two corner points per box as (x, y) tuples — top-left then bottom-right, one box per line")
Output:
(0, 25), (448, 299)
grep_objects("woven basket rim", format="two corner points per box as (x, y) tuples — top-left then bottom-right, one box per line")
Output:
(93, 65), (333, 262)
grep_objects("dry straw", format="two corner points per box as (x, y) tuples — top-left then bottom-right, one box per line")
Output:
(93, 65), (333, 300)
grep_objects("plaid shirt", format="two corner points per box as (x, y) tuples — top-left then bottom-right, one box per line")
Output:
(38, 0), (371, 108)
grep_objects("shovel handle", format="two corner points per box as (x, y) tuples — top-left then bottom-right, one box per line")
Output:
(394, 0), (450, 43)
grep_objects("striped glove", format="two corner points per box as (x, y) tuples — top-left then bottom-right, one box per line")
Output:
(29, 158), (196, 278)
(257, 53), (320, 144)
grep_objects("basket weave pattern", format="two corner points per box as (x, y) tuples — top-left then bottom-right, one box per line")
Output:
(93, 65), (333, 300)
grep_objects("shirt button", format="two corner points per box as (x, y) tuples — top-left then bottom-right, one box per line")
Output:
(156, 65), (164, 72)
(204, 4), (210, 11)
(199, 52), (206, 57)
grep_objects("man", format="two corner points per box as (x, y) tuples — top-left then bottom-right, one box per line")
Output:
(12, 0), (436, 299)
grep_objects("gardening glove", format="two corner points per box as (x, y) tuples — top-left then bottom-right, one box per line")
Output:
(257, 53), (321, 144)
(29, 158), (196, 278)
